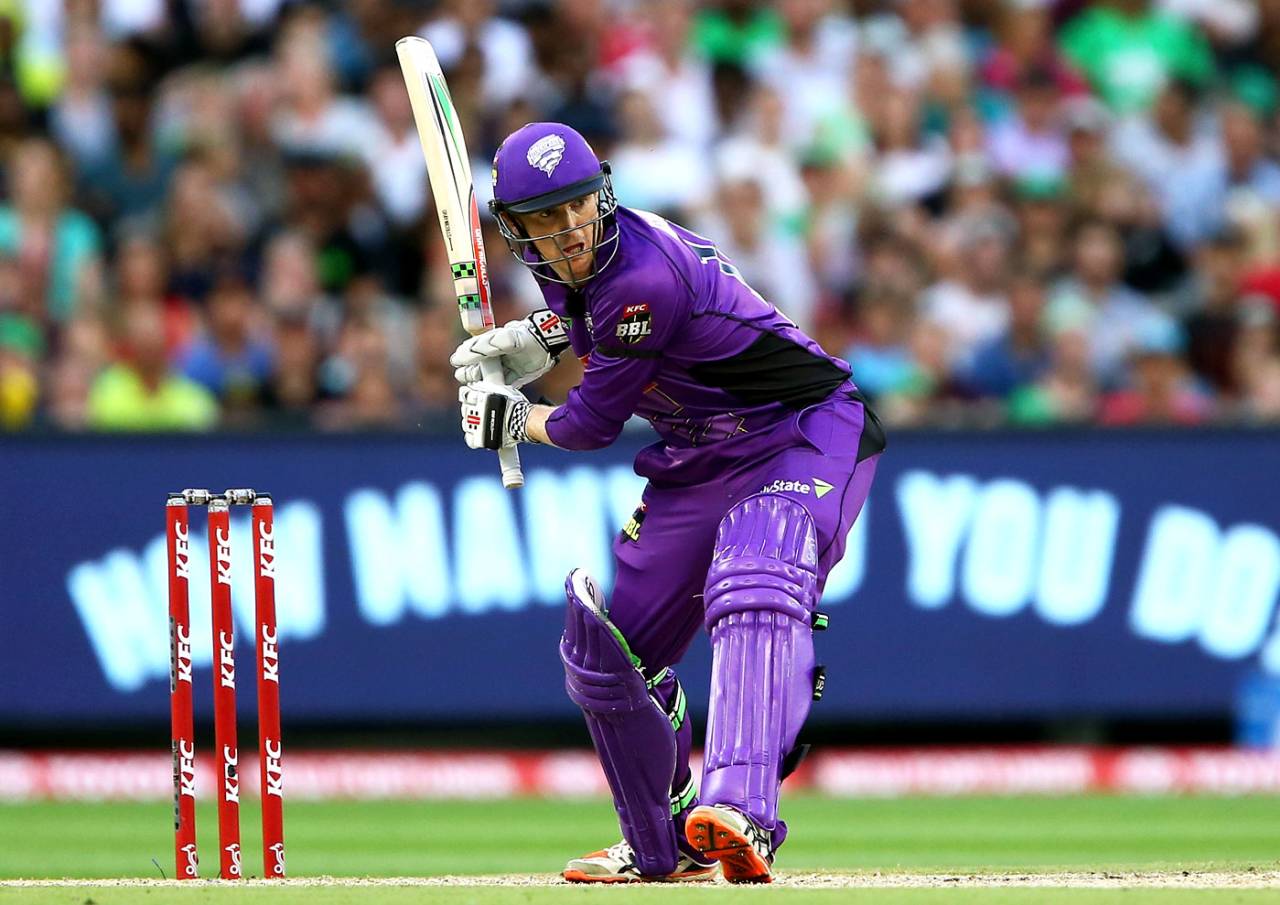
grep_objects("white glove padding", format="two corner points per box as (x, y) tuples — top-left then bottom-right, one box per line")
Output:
(450, 309), (570, 388)
(459, 382), (535, 450)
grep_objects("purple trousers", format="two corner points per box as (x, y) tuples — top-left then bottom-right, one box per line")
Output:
(608, 395), (879, 673)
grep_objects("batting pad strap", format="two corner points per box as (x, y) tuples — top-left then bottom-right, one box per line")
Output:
(664, 676), (687, 732)
(670, 774), (697, 815)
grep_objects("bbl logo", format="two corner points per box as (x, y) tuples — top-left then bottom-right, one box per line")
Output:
(621, 503), (647, 543)
(616, 303), (653, 344)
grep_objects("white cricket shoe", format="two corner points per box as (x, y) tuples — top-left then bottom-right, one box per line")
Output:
(563, 839), (716, 883)
(683, 804), (774, 883)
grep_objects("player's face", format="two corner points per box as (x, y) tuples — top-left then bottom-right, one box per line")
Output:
(517, 193), (600, 283)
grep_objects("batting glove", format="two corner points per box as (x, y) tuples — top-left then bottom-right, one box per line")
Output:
(450, 309), (570, 388)
(459, 382), (535, 450)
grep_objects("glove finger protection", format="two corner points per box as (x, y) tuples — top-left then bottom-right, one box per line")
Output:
(449, 324), (525, 368)
(449, 310), (571, 389)
(458, 382), (534, 450)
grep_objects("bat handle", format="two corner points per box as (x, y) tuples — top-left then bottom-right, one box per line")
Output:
(479, 357), (524, 489)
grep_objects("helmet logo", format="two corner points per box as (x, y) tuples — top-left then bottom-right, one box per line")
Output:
(527, 134), (566, 178)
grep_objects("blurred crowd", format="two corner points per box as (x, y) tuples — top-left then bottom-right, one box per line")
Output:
(1, 0), (1280, 432)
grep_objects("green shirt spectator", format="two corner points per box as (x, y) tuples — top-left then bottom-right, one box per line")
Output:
(86, 303), (218, 431)
(692, 5), (784, 65)
(87, 364), (219, 431)
(1059, 1), (1214, 113)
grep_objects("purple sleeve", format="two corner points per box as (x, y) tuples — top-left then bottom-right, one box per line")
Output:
(544, 264), (687, 450)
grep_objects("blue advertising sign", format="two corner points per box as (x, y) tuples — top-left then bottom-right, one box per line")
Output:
(2, 429), (1278, 724)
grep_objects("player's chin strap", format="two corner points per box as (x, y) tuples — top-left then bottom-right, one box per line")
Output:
(700, 494), (822, 835)
(559, 569), (683, 877)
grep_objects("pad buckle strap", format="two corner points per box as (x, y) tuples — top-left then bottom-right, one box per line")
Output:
(644, 666), (669, 690)
(669, 774), (697, 816)
(664, 679), (687, 732)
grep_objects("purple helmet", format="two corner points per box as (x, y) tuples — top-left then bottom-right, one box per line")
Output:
(489, 122), (619, 286)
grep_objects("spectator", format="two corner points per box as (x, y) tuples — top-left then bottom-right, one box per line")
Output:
(980, 0), (1088, 102)
(0, 137), (103, 325)
(844, 289), (919, 401)
(86, 302), (217, 430)
(1109, 77), (1221, 248)
(696, 161), (817, 332)
(270, 13), (376, 161)
(1093, 173), (1187, 294)
(1046, 219), (1175, 386)
(1008, 324), (1100, 425)
(986, 66), (1070, 182)
(177, 267), (275, 415)
(77, 39), (176, 227)
(866, 87), (951, 209)
(114, 231), (193, 352)
(862, 0), (969, 93)
(48, 22), (115, 170)
(1013, 176), (1071, 279)
(1059, 0), (1214, 114)
(0, 0), (1272, 434)
(1098, 318), (1214, 424)
(753, 0), (859, 145)
(692, 0), (785, 67)
(967, 271), (1053, 398)
(361, 63), (428, 228)
(714, 82), (809, 222)
(1182, 230), (1249, 393)
(919, 215), (1012, 369)
(608, 88), (711, 217)
(1062, 95), (1122, 210)
(875, 318), (961, 426)
(619, 0), (718, 152)
(317, 318), (401, 429)
(262, 310), (322, 427)
(419, 0), (536, 112)
(164, 157), (243, 303)
(0, 312), (41, 428)
(1232, 294), (1280, 414)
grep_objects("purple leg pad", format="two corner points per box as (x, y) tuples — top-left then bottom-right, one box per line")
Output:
(701, 494), (819, 832)
(560, 570), (679, 876)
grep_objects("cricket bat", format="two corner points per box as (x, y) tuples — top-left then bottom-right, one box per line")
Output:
(396, 36), (523, 489)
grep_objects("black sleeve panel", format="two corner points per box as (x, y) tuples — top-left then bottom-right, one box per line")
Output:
(687, 331), (852, 409)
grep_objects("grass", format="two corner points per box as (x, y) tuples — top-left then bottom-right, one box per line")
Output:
(1, 795), (1278, 903)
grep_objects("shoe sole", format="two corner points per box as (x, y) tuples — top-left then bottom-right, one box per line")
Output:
(562, 866), (717, 883)
(683, 807), (773, 884)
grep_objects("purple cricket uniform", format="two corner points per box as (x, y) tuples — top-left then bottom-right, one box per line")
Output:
(541, 205), (882, 667)
(488, 122), (883, 879)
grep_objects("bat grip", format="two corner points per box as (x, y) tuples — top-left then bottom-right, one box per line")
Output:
(479, 357), (524, 489)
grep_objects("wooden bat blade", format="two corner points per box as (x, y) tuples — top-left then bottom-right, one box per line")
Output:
(397, 35), (521, 488)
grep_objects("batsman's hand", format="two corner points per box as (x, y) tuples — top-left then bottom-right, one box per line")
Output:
(450, 309), (570, 388)
(459, 382), (535, 450)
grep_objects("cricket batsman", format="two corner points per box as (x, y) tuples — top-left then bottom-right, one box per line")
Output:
(451, 123), (884, 883)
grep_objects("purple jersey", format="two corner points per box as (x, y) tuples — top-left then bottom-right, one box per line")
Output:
(541, 207), (867, 484)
